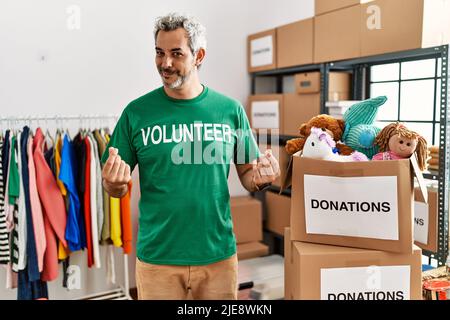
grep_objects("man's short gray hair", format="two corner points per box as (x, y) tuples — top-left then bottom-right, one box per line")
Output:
(154, 13), (207, 55)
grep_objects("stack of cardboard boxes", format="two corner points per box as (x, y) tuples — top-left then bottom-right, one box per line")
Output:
(283, 155), (428, 300)
(248, 72), (351, 137)
(248, 0), (450, 72)
(230, 196), (269, 260)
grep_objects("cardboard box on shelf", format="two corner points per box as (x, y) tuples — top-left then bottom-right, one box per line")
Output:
(294, 72), (351, 101)
(277, 18), (314, 68)
(285, 154), (428, 253)
(237, 242), (269, 260)
(258, 142), (289, 188)
(314, 5), (361, 63)
(231, 196), (263, 244)
(248, 94), (283, 133)
(284, 227), (422, 300)
(283, 93), (321, 136)
(248, 29), (277, 73)
(265, 192), (291, 236)
(414, 187), (438, 253)
(361, 0), (450, 57)
(294, 72), (321, 94)
(315, 0), (371, 16)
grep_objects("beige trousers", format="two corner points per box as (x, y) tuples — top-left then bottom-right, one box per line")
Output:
(135, 254), (238, 300)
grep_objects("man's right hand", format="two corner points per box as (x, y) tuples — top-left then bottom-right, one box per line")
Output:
(102, 147), (131, 197)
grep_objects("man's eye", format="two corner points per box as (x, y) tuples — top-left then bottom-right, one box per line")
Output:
(174, 52), (182, 57)
(156, 51), (164, 56)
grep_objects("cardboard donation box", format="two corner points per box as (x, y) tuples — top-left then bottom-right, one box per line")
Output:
(248, 29), (277, 73)
(284, 228), (423, 300)
(286, 155), (428, 253)
(265, 192), (291, 236)
(248, 94), (283, 133)
(230, 196), (263, 244)
(414, 188), (438, 253)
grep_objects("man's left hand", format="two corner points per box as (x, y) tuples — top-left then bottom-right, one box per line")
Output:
(252, 149), (280, 190)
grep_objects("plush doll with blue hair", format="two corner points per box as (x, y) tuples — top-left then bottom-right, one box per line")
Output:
(342, 96), (387, 159)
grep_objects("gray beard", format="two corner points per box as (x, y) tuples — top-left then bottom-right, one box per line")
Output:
(163, 68), (194, 90)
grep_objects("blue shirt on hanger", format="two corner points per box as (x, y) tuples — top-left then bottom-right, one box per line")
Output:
(59, 134), (85, 251)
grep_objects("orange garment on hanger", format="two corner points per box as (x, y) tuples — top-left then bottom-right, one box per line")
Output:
(120, 181), (132, 254)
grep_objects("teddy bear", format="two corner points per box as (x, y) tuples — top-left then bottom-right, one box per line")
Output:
(285, 114), (354, 155)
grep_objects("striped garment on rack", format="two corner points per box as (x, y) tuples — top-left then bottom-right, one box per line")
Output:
(0, 140), (10, 263)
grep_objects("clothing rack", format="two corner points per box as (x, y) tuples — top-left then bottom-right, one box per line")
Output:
(1, 114), (132, 301)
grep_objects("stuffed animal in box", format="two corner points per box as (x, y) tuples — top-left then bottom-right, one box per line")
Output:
(373, 122), (428, 171)
(285, 114), (353, 155)
(302, 127), (369, 162)
(341, 96), (387, 159)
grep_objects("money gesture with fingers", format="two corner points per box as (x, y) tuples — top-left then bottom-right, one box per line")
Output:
(102, 147), (132, 190)
(252, 149), (280, 190)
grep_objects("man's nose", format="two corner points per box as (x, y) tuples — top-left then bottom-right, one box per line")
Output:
(161, 56), (172, 69)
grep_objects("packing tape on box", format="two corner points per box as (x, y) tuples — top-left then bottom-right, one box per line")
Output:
(344, 259), (382, 267)
(329, 169), (365, 177)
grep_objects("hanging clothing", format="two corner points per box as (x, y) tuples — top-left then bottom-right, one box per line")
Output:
(20, 127), (40, 281)
(59, 134), (83, 252)
(103, 133), (122, 248)
(2, 130), (11, 232)
(33, 128), (68, 281)
(89, 132), (103, 242)
(72, 133), (87, 249)
(83, 136), (93, 267)
(121, 181), (132, 254)
(27, 134), (46, 273)
(2, 131), (10, 187)
(96, 130), (111, 244)
(18, 127), (47, 300)
(17, 270), (48, 300)
(54, 133), (70, 261)
(0, 139), (9, 263)
(0, 139), (10, 264)
(14, 132), (27, 272)
(110, 196), (122, 248)
(41, 215), (58, 282)
(33, 128), (68, 248)
(87, 134), (100, 268)
(4, 132), (18, 289)
(8, 135), (20, 272)
(54, 133), (67, 197)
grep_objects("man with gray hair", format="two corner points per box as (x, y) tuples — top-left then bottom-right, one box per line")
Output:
(101, 13), (280, 300)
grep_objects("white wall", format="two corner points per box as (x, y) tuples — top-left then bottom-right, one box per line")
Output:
(0, 0), (313, 299)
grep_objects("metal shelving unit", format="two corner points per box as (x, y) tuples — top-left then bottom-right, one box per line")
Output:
(251, 45), (450, 266)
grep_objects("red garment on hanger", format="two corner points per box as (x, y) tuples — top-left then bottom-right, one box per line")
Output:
(32, 128), (68, 281)
(84, 137), (93, 267)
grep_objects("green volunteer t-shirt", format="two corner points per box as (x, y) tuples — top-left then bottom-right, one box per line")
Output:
(101, 85), (260, 265)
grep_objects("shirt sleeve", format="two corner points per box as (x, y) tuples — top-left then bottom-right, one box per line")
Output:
(234, 105), (261, 164)
(101, 109), (137, 171)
